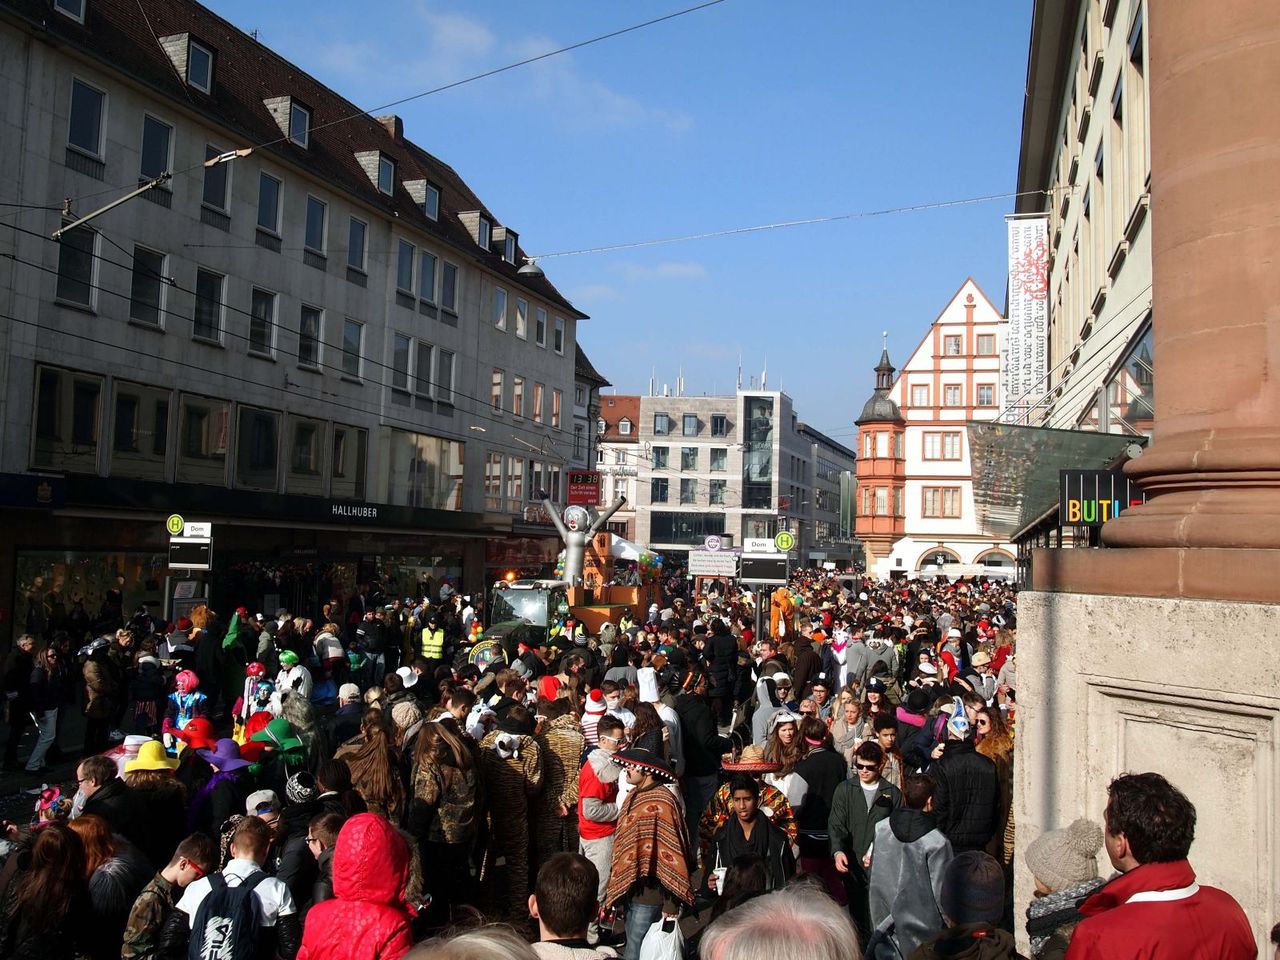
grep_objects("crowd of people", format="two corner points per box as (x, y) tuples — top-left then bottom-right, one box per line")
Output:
(0, 569), (1266, 960)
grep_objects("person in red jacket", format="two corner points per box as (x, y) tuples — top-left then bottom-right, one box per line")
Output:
(1065, 772), (1255, 960)
(298, 813), (413, 960)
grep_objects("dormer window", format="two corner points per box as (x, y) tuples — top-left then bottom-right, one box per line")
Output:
(619, 418), (632, 435)
(503, 234), (517, 265)
(424, 183), (440, 221)
(478, 217), (491, 251)
(377, 154), (395, 195)
(288, 102), (310, 148)
(54, 0), (84, 22)
(597, 418), (606, 435)
(187, 40), (213, 93)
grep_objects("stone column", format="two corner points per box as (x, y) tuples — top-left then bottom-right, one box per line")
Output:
(1102, 0), (1280, 549)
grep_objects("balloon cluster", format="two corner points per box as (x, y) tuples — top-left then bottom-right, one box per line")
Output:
(554, 550), (566, 580)
(637, 551), (665, 583)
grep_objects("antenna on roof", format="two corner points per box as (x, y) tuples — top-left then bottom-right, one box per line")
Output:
(249, 29), (260, 41)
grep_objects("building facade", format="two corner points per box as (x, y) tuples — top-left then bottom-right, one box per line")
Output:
(1016, 0), (1153, 436)
(595, 394), (640, 541)
(855, 280), (1016, 578)
(0, 0), (592, 629)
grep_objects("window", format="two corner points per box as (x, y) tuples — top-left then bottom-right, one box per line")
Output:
(193, 269), (224, 341)
(552, 390), (562, 428)
(515, 298), (528, 339)
(424, 183), (440, 221)
(176, 394), (229, 485)
(440, 262), (458, 311)
(68, 79), (104, 156)
(419, 251), (437, 302)
(554, 316), (565, 354)
(709, 479), (727, 505)
(187, 40), (213, 93)
(128, 245), (165, 326)
(894, 488), (904, 517)
(976, 384), (995, 407)
(415, 342), (433, 397)
(377, 154), (394, 195)
(493, 287), (507, 330)
(288, 102), (310, 148)
(139, 115), (172, 180)
(235, 407), (280, 491)
(478, 217), (492, 250)
(298, 305), (321, 368)
(680, 479), (697, 504)
(304, 196), (326, 253)
(396, 240), (414, 292)
(347, 218), (367, 271)
(110, 380), (169, 480)
(436, 350), (454, 402)
(532, 383), (545, 424)
(535, 307), (547, 346)
(710, 448), (727, 472)
(54, 0), (84, 22)
(614, 477), (628, 502)
(681, 447), (698, 470)
(943, 384), (962, 407)
(894, 432), (904, 458)
(1127, 10), (1149, 200)
(597, 418), (606, 435)
(652, 446), (669, 469)
(923, 487), (962, 518)
(681, 413), (698, 436)
(653, 413), (670, 436)
(574, 424), (585, 459)
(202, 145), (229, 210)
(862, 432), (872, 459)
(875, 431), (889, 458)
(392, 334), (411, 391)
(331, 424), (368, 499)
(614, 450), (626, 465)
(910, 384), (930, 407)
(341, 319), (362, 378)
(710, 414), (728, 437)
(618, 418), (632, 435)
(491, 369), (504, 412)
(651, 477), (669, 503)
(55, 226), (96, 307)
(484, 452), (503, 510)
(943, 335), (962, 356)
(977, 334), (996, 355)
(32, 367), (102, 472)
(575, 386), (586, 407)
(923, 432), (962, 460)
(505, 455), (524, 507)
(257, 173), (281, 233)
(249, 288), (276, 356)
(503, 235), (516, 264)
(287, 417), (324, 496)
(512, 376), (524, 418)
(874, 487), (888, 516)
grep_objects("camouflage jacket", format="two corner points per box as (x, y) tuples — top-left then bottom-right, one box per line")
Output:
(121, 873), (174, 959)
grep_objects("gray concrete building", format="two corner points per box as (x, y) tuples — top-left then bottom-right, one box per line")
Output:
(0, 0), (594, 624)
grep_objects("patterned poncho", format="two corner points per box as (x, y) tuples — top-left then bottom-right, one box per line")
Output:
(605, 783), (695, 908)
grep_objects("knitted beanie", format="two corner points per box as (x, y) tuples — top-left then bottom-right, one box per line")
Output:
(939, 851), (1005, 925)
(585, 689), (607, 715)
(1025, 818), (1104, 892)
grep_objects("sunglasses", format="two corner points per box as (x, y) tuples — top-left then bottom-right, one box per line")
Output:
(184, 858), (206, 879)
(854, 762), (880, 771)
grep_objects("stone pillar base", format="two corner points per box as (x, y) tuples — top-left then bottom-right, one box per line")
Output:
(1015, 581), (1278, 954)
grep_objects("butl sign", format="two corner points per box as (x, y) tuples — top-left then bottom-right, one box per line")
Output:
(1059, 469), (1146, 526)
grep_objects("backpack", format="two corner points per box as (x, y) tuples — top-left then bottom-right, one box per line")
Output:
(189, 870), (268, 960)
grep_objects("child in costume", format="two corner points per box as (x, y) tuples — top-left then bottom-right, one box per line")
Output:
(162, 669), (208, 748)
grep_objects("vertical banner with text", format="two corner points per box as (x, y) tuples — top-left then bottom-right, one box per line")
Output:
(1005, 216), (1049, 423)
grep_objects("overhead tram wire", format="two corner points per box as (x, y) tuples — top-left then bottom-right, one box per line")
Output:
(50, 0), (732, 212)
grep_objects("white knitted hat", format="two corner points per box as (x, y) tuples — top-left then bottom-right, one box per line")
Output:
(1025, 818), (1104, 891)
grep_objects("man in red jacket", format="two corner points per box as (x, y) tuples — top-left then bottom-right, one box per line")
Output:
(1065, 772), (1255, 960)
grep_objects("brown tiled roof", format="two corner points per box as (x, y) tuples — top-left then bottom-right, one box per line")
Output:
(1, 0), (587, 318)
(598, 394), (640, 442)
(574, 343), (610, 387)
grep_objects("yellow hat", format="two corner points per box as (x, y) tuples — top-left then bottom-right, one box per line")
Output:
(124, 739), (179, 773)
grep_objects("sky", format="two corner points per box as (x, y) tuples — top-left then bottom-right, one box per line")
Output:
(205, 0), (1033, 446)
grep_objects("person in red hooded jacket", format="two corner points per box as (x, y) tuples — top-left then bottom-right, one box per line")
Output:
(297, 813), (413, 960)
(1065, 772), (1254, 960)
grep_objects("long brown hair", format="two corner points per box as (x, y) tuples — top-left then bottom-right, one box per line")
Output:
(15, 823), (87, 933)
(416, 717), (472, 771)
(345, 710), (404, 813)
(976, 706), (1014, 763)
(68, 813), (116, 877)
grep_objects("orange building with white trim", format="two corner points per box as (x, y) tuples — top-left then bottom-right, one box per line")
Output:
(855, 279), (1017, 578)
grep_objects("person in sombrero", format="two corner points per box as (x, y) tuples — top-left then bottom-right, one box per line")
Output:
(604, 747), (695, 960)
(697, 744), (798, 871)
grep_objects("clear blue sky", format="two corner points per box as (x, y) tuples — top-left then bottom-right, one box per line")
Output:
(207, 0), (1032, 444)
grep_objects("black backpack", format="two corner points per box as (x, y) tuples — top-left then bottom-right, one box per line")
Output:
(188, 870), (267, 960)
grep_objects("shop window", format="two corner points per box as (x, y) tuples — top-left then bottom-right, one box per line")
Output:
(110, 380), (170, 481)
(384, 428), (465, 510)
(176, 394), (229, 485)
(331, 425), (368, 500)
(234, 406), (280, 491)
(287, 416), (325, 496)
(32, 366), (102, 473)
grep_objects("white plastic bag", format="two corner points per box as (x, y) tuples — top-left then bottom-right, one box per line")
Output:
(638, 916), (684, 960)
